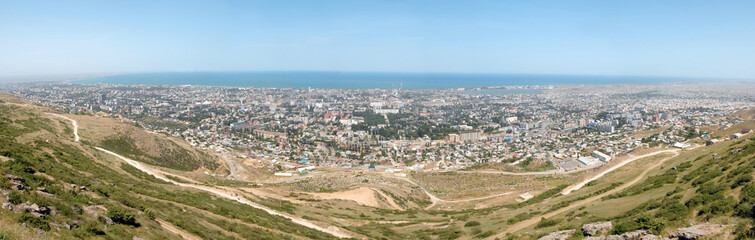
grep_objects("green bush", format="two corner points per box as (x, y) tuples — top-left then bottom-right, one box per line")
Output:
(7, 191), (22, 204)
(106, 208), (138, 226)
(464, 221), (481, 227)
(535, 217), (560, 229)
(477, 230), (494, 238)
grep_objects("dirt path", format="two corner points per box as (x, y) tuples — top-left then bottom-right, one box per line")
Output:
(390, 177), (511, 210)
(562, 149), (678, 195)
(138, 193), (308, 240)
(488, 151), (680, 239)
(374, 189), (405, 210)
(156, 218), (202, 240)
(219, 153), (241, 180)
(306, 187), (404, 210)
(563, 144), (698, 195)
(45, 105), (353, 238)
(47, 113), (79, 142)
(96, 147), (354, 238)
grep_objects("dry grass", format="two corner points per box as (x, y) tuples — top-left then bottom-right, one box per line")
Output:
(412, 171), (577, 200)
(0, 213), (44, 240)
(71, 113), (221, 171)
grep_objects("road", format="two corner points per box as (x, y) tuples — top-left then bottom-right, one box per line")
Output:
(49, 109), (353, 239)
(562, 144), (698, 195)
(391, 176), (511, 210)
(156, 218), (201, 240)
(47, 113), (79, 142)
(219, 153), (241, 180)
(561, 149), (679, 195)
(97, 147), (354, 238)
(487, 150), (681, 239)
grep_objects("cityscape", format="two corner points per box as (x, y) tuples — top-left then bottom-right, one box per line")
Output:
(2, 1), (755, 240)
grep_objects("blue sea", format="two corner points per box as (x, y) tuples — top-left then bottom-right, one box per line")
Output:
(71, 71), (714, 89)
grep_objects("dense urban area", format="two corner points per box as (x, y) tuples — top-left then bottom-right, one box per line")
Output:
(7, 82), (754, 177)
(2, 81), (755, 240)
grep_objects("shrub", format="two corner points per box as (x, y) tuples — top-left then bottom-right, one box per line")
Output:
(535, 217), (560, 229)
(477, 230), (494, 238)
(464, 221), (481, 227)
(107, 208), (138, 226)
(7, 191), (22, 204)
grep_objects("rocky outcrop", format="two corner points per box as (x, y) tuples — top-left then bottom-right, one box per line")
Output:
(622, 230), (653, 240)
(582, 230), (658, 240)
(63, 221), (79, 230)
(82, 205), (100, 218)
(670, 224), (726, 240)
(3, 201), (56, 217)
(26, 203), (55, 217)
(6, 174), (25, 190)
(583, 221), (613, 236)
(103, 216), (115, 225)
(539, 229), (575, 240)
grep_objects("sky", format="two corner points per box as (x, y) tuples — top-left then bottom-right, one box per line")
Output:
(1, 0), (755, 79)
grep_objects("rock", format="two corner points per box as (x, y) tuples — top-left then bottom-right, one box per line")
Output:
(588, 230), (655, 240)
(26, 204), (53, 217)
(538, 229), (576, 240)
(2, 202), (12, 211)
(670, 224), (726, 240)
(103, 216), (114, 225)
(35, 187), (47, 193)
(584, 237), (605, 240)
(639, 235), (661, 240)
(133, 237), (145, 240)
(29, 203), (40, 212)
(82, 206), (99, 218)
(605, 235), (624, 240)
(13, 202), (28, 214)
(6, 174), (25, 183)
(36, 191), (57, 199)
(583, 221), (613, 236)
(621, 229), (652, 240)
(64, 221), (79, 230)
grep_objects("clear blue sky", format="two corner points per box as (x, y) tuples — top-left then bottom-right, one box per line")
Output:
(2, 0), (755, 79)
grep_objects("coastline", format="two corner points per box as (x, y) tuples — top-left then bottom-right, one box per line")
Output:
(67, 71), (733, 90)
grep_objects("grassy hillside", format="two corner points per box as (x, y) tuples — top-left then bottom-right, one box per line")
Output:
(497, 127), (755, 239)
(0, 95), (337, 239)
(71, 112), (220, 171)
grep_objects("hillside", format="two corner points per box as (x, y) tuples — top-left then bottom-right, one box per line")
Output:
(70, 113), (220, 171)
(3, 92), (755, 240)
(490, 123), (755, 240)
(0, 94), (342, 239)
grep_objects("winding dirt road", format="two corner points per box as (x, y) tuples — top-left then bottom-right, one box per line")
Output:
(562, 149), (681, 195)
(97, 147), (354, 238)
(392, 177), (511, 210)
(156, 218), (201, 240)
(47, 113), (79, 142)
(49, 110), (353, 239)
(488, 150), (680, 239)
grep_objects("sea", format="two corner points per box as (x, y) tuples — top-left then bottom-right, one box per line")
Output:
(71, 71), (716, 89)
